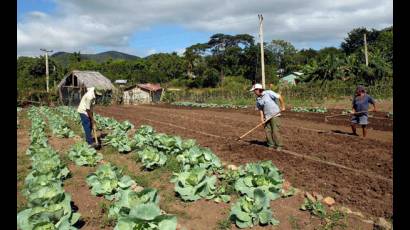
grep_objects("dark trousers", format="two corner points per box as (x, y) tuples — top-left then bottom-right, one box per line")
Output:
(264, 116), (283, 148)
(79, 113), (93, 144)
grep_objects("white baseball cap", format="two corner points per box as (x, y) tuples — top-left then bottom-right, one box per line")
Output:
(249, 83), (263, 91)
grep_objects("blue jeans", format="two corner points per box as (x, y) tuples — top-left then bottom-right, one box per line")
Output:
(79, 113), (93, 144)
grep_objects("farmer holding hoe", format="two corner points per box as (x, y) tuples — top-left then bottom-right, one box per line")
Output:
(250, 83), (286, 151)
(77, 87), (102, 147)
(351, 85), (376, 137)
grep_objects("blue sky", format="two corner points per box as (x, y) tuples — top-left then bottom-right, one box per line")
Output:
(17, 0), (392, 57)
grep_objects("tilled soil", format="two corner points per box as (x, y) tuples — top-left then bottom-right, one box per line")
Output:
(96, 105), (393, 218)
(159, 104), (393, 131)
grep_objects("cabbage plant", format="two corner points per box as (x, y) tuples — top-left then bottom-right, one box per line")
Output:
(137, 147), (167, 170)
(108, 188), (159, 220)
(171, 168), (216, 201)
(176, 146), (222, 171)
(68, 141), (103, 166)
(86, 163), (136, 200)
(229, 189), (279, 228)
(235, 161), (283, 201)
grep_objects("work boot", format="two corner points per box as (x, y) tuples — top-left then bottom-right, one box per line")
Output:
(275, 146), (283, 152)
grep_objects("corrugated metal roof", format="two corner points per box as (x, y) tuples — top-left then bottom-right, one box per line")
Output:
(123, 83), (162, 92)
(115, 80), (127, 84)
(137, 83), (162, 91)
(58, 70), (115, 90)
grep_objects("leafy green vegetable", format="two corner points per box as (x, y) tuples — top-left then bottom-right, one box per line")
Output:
(108, 188), (159, 220)
(86, 163), (136, 199)
(68, 141), (103, 166)
(39, 107), (75, 138)
(17, 193), (80, 230)
(114, 203), (177, 230)
(300, 198), (327, 218)
(235, 161), (283, 201)
(229, 189), (279, 228)
(176, 146), (222, 171)
(171, 168), (217, 201)
(151, 133), (183, 155)
(103, 130), (133, 153)
(291, 106), (328, 113)
(137, 147), (167, 170)
(172, 102), (248, 109)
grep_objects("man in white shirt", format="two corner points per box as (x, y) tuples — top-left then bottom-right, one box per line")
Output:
(250, 83), (285, 151)
(77, 87), (102, 146)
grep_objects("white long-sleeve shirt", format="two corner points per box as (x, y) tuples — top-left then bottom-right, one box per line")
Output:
(77, 88), (96, 116)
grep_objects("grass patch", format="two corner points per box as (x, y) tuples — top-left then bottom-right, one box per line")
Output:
(98, 200), (116, 228)
(164, 155), (180, 172)
(101, 146), (117, 155)
(216, 218), (231, 230)
(132, 166), (172, 188)
(317, 210), (348, 230)
(288, 215), (301, 230)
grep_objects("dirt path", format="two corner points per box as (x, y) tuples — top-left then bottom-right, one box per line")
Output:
(96, 105), (393, 218)
(17, 113), (31, 212)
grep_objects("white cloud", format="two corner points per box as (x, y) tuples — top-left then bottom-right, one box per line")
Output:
(17, 0), (392, 56)
(147, 49), (157, 55)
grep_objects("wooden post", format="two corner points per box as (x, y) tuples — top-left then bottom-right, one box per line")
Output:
(258, 14), (265, 88)
(40, 49), (53, 93)
(364, 33), (369, 66)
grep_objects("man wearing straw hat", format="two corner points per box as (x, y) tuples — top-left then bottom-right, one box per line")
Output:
(77, 87), (102, 147)
(250, 83), (286, 151)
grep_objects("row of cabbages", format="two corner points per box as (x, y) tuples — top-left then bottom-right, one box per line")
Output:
(17, 107), (80, 230)
(172, 101), (248, 109)
(291, 106), (328, 113)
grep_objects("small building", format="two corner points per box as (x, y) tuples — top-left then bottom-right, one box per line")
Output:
(115, 79), (128, 84)
(280, 72), (303, 85)
(57, 70), (115, 105)
(123, 83), (163, 105)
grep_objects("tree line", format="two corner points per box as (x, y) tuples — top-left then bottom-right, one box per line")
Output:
(17, 26), (392, 100)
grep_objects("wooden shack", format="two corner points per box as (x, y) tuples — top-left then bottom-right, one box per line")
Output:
(57, 70), (115, 105)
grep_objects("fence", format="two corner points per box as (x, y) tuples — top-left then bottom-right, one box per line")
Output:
(162, 80), (393, 105)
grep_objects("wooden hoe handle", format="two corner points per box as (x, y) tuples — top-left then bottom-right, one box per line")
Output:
(239, 118), (272, 139)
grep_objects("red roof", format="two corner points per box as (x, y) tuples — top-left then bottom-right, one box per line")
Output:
(137, 83), (162, 91)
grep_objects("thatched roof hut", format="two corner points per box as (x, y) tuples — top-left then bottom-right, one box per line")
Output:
(58, 70), (115, 105)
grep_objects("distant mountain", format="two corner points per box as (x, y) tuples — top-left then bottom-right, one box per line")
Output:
(51, 51), (140, 66)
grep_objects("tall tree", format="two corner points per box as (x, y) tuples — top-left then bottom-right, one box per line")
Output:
(341, 27), (380, 54)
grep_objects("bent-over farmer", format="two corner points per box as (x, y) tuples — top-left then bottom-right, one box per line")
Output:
(351, 85), (376, 137)
(77, 87), (102, 147)
(250, 83), (286, 151)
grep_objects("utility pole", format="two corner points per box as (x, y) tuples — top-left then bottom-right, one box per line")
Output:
(258, 14), (265, 88)
(364, 33), (368, 66)
(40, 48), (53, 92)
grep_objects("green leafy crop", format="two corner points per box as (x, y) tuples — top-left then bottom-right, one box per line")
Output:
(68, 141), (103, 166)
(234, 161), (284, 201)
(137, 146), (167, 170)
(229, 189), (279, 228)
(171, 168), (217, 201)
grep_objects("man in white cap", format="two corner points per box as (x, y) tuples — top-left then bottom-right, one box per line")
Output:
(250, 83), (285, 150)
(77, 87), (102, 147)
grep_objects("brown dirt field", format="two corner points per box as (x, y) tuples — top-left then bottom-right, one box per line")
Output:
(159, 104), (393, 132)
(95, 105), (392, 219)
